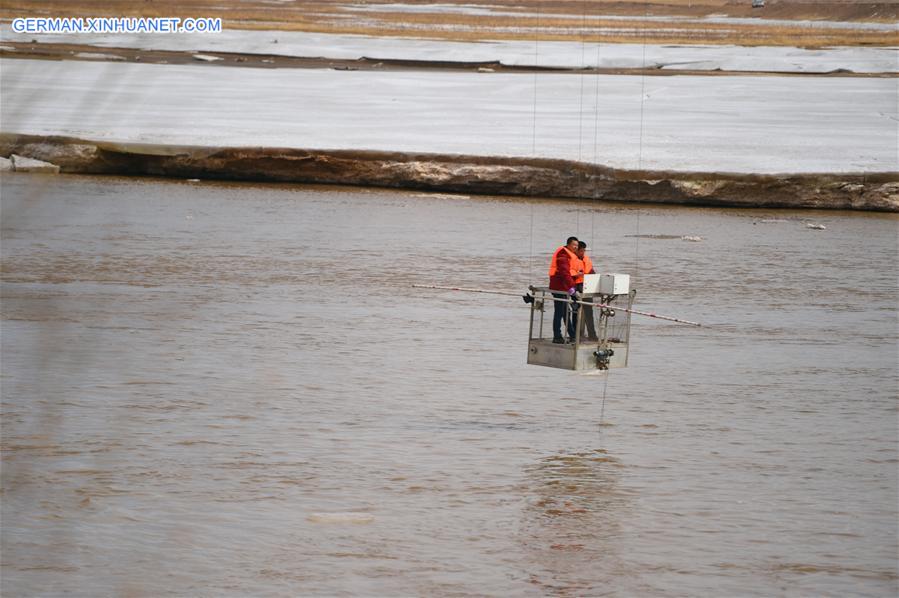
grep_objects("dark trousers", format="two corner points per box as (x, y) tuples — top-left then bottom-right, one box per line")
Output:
(576, 283), (597, 339)
(581, 301), (597, 338)
(552, 292), (577, 340)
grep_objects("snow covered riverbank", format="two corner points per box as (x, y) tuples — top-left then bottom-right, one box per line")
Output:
(2, 58), (895, 174)
(2, 27), (897, 73)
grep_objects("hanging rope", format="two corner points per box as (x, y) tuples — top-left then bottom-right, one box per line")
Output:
(577, 0), (588, 166)
(528, 197), (535, 285)
(634, 0), (650, 283)
(591, 14), (611, 438)
(575, 0), (590, 236)
(528, 1), (541, 286)
(531, 15), (539, 158)
(597, 370), (610, 443)
(590, 35), (602, 249)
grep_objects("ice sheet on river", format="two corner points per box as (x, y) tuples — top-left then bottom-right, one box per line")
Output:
(2, 27), (897, 73)
(1, 58), (895, 174)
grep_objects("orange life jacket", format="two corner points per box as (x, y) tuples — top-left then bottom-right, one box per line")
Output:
(574, 255), (593, 284)
(548, 246), (581, 278)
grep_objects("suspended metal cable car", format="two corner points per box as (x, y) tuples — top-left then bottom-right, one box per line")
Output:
(414, 278), (699, 373)
(526, 273), (634, 371)
(413, 1), (705, 374)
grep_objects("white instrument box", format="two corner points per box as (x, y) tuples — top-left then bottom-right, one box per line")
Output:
(583, 273), (630, 295)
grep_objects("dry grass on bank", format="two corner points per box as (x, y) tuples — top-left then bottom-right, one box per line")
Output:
(2, 0), (897, 47)
(241, 10), (899, 47)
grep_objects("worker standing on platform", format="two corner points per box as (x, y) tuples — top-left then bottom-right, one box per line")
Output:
(549, 236), (581, 343)
(575, 241), (599, 342)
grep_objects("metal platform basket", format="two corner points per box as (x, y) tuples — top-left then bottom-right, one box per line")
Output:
(527, 285), (635, 371)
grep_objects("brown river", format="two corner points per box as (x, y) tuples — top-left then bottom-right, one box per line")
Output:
(1, 174), (897, 597)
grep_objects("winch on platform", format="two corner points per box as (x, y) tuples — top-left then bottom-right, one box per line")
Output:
(526, 273), (635, 371)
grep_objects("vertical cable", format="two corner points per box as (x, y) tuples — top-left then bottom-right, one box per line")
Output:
(528, 4), (540, 284)
(635, 1), (650, 283)
(590, 11), (603, 248)
(589, 8), (613, 443)
(576, 0), (590, 236)
(529, 200), (535, 283)
(597, 370), (610, 444)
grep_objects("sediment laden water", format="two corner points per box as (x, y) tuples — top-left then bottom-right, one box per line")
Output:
(1, 174), (897, 596)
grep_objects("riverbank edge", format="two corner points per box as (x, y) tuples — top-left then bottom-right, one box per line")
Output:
(2, 133), (897, 211)
(2, 43), (896, 77)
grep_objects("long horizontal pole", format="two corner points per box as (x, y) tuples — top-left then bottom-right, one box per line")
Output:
(411, 283), (702, 327)
(412, 284), (522, 297)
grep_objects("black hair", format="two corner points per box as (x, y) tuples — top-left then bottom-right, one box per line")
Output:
(578, 241), (587, 249)
(566, 236), (579, 245)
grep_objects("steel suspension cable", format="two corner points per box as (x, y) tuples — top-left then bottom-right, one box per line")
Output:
(575, 0), (590, 236)
(597, 370), (610, 443)
(528, 1), (541, 286)
(591, 9), (604, 250)
(635, 0), (650, 283)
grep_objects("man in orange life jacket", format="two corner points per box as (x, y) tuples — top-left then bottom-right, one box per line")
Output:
(548, 236), (582, 343)
(575, 240), (599, 342)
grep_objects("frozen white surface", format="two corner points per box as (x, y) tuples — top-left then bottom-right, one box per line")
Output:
(74, 52), (125, 61)
(10, 154), (60, 173)
(345, 3), (897, 31)
(1, 58), (896, 174)
(350, 3), (897, 31)
(1, 26), (897, 73)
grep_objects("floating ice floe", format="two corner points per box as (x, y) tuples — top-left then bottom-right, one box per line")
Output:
(76, 52), (125, 61)
(413, 193), (471, 200)
(3, 26), (897, 73)
(192, 54), (223, 62)
(10, 154), (60, 173)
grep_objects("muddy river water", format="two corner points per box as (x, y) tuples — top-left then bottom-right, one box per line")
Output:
(1, 174), (896, 596)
